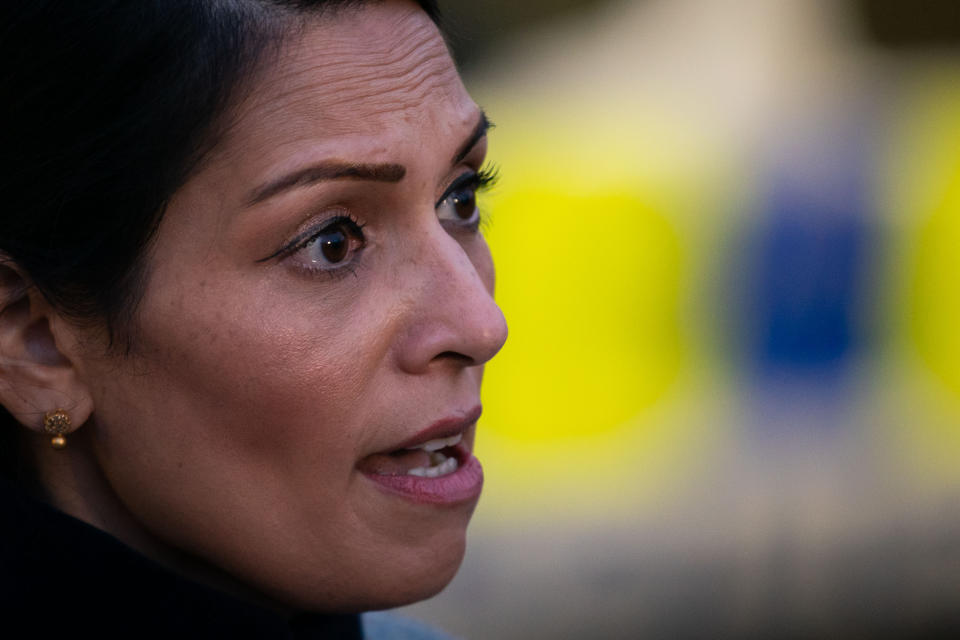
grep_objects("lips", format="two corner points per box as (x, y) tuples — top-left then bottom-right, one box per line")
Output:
(357, 406), (484, 505)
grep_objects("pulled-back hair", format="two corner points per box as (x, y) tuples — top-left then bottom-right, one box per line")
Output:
(0, 0), (440, 479)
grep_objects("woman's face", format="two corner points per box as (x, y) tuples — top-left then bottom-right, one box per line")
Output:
(72, 2), (506, 611)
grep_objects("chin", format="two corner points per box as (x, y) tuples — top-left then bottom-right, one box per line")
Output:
(266, 523), (470, 614)
(356, 529), (467, 613)
(388, 532), (468, 607)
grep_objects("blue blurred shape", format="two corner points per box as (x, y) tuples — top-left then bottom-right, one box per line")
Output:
(743, 123), (874, 382)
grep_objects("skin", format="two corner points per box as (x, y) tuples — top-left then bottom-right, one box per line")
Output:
(10, 1), (507, 612)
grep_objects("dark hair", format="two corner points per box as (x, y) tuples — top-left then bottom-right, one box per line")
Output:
(0, 0), (440, 480)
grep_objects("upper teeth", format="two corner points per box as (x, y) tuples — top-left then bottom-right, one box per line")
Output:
(408, 433), (462, 452)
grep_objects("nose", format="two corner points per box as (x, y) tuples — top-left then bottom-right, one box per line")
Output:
(394, 224), (508, 374)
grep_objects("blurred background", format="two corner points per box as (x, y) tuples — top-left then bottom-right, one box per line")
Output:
(400, 0), (960, 636)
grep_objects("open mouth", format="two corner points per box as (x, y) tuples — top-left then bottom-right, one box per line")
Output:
(357, 407), (484, 505)
(358, 433), (465, 478)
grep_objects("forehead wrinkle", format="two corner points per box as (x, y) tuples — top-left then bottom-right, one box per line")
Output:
(212, 6), (460, 169)
(245, 62), (456, 144)
(310, 2), (443, 66)
(317, 56), (458, 119)
(251, 9), (452, 121)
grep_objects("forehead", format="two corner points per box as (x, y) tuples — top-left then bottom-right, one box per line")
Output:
(213, 2), (473, 170)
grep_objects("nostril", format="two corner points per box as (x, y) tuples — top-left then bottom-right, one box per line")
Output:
(432, 351), (474, 366)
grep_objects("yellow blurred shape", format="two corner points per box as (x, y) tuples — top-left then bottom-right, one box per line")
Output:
(883, 71), (960, 477)
(904, 80), (960, 400)
(483, 188), (681, 440)
(473, 99), (730, 519)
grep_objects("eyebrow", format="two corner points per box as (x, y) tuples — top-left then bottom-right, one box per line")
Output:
(246, 163), (406, 206)
(452, 111), (492, 165)
(245, 111), (490, 206)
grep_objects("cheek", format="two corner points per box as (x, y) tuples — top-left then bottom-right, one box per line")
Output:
(83, 283), (399, 591)
(91, 280), (386, 500)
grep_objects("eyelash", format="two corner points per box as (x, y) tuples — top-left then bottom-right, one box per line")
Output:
(447, 164), (500, 200)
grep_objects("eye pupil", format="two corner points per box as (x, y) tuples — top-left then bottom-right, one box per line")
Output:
(453, 190), (476, 220)
(319, 227), (348, 263)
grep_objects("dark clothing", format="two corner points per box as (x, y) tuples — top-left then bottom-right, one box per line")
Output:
(0, 480), (362, 639)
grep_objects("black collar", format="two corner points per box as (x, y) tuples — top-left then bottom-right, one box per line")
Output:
(0, 480), (362, 639)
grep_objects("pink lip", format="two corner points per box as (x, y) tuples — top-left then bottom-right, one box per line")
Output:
(361, 405), (484, 505)
(397, 405), (482, 450)
(362, 446), (484, 505)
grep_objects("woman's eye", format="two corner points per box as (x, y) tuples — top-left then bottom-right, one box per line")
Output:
(291, 216), (365, 273)
(437, 173), (482, 227)
(436, 166), (498, 229)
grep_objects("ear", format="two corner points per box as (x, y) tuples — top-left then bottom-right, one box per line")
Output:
(0, 261), (93, 439)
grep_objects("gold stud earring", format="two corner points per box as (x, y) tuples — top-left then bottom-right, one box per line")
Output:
(43, 409), (71, 450)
